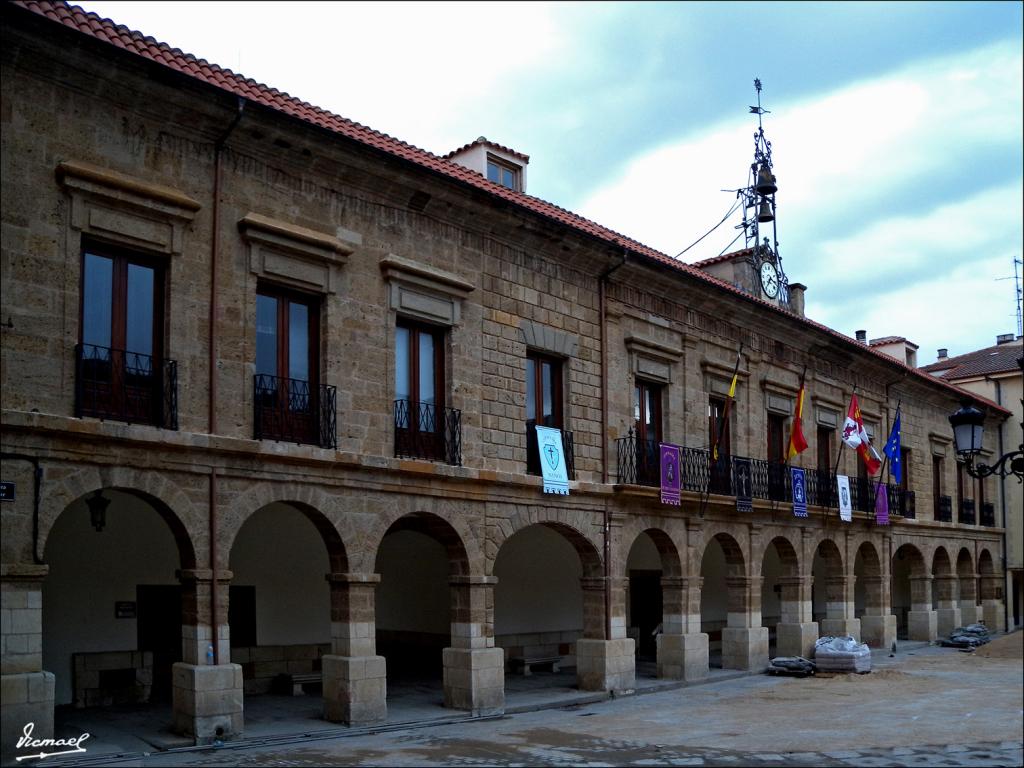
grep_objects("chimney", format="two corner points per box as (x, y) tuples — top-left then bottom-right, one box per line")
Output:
(788, 283), (806, 318)
(996, 333), (1015, 345)
(937, 348), (948, 359)
(855, 330), (867, 343)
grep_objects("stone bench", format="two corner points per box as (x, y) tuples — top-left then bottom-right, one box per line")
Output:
(277, 672), (322, 696)
(508, 655), (562, 676)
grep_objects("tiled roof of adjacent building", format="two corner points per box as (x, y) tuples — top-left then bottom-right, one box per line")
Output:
(690, 249), (753, 268)
(445, 137), (530, 162)
(869, 336), (906, 346)
(920, 342), (1023, 380)
(8, 0), (1010, 417)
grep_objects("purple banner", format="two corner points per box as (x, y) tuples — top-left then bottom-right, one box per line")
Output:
(874, 481), (890, 526)
(791, 467), (808, 518)
(660, 443), (681, 506)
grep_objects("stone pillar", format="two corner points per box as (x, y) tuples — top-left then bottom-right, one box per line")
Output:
(819, 575), (860, 640)
(934, 575), (962, 638)
(959, 572), (980, 625)
(775, 576), (818, 658)
(576, 577), (635, 692)
(980, 574), (1006, 632)
(859, 575), (897, 649)
(656, 577), (708, 680)
(1, 564), (54, 766)
(721, 576), (769, 671)
(443, 576), (504, 715)
(174, 569), (242, 744)
(322, 573), (386, 725)
(906, 575), (937, 641)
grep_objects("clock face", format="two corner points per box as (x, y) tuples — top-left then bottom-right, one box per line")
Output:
(760, 260), (780, 298)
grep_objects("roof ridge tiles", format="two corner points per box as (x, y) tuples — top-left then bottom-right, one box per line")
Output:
(11, 0), (1011, 418)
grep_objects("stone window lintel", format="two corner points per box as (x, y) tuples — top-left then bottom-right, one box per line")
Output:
(241, 213), (353, 294)
(380, 254), (474, 326)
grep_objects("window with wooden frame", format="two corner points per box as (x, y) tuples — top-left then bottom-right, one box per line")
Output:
(394, 320), (447, 461)
(767, 413), (786, 464)
(254, 284), (320, 445)
(526, 351), (563, 474)
(633, 379), (663, 484)
(486, 155), (521, 191)
(77, 245), (166, 425)
(708, 395), (733, 494)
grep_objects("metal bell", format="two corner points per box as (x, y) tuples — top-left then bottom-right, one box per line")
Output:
(757, 199), (774, 223)
(755, 166), (777, 195)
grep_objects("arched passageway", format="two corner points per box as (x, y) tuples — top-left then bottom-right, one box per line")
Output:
(957, 548), (979, 625)
(812, 539), (858, 639)
(891, 544), (934, 641)
(854, 542), (894, 648)
(760, 536), (815, 658)
(701, 533), (766, 670)
(931, 547), (960, 638)
(494, 522), (609, 695)
(43, 488), (194, 714)
(228, 502), (340, 725)
(624, 529), (683, 679)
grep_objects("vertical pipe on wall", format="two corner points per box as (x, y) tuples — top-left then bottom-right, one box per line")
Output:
(208, 97), (245, 664)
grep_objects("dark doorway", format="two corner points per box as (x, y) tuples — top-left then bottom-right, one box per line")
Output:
(629, 569), (662, 661)
(137, 585), (182, 704)
(228, 585), (257, 648)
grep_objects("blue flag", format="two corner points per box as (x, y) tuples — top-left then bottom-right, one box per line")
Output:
(884, 410), (902, 484)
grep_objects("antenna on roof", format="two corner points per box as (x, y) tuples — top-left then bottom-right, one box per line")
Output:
(995, 255), (1023, 337)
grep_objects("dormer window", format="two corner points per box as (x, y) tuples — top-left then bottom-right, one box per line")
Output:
(487, 155), (520, 191)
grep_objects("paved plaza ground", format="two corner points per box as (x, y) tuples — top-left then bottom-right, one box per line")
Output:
(29, 632), (1024, 767)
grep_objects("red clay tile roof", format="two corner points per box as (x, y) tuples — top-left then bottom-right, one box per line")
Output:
(445, 137), (530, 163)
(691, 248), (753, 268)
(869, 336), (906, 346)
(8, 0), (1011, 418)
(920, 342), (1023, 380)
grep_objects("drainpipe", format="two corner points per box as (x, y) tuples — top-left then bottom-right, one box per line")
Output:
(208, 97), (245, 664)
(598, 251), (627, 640)
(1, 453), (43, 565)
(991, 376), (1010, 630)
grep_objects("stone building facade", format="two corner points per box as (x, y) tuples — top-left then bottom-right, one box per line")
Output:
(0, 1), (1010, 758)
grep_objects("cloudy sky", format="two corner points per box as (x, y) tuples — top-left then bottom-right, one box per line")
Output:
(79, 1), (1024, 363)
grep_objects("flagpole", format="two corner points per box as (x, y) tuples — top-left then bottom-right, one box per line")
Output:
(702, 342), (743, 517)
(872, 400), (901, 521)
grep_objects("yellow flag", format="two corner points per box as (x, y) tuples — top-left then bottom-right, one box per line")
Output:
(727, 372), (738, 399)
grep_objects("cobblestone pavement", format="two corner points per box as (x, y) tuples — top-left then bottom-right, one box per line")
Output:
(37, 644), (1024, 767)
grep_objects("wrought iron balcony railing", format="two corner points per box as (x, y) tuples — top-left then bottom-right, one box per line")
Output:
(613, 435), (916, 517)
(980, 502), (996, 527)
(935, 495), (953, 523)
(393, 399), (462, 465)
(526, 422), (575, 480)
(254, 374), (336, 448)
(75, 343), (178, 429)
(958, 498), (976, 525)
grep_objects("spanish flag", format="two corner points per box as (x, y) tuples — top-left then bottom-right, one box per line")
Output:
(787, 377), (808, 460)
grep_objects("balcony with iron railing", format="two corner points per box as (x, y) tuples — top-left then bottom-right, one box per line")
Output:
(526, 422), (575, 480)
(254, 374), (336, 448)
(959, 498), (976, 525)
(75, 343), (178, 429)
(980, 502), (996, 527)
(935, 495), (953, 523)
(614, 429), (912, 515)
(393, 399), (462, 465)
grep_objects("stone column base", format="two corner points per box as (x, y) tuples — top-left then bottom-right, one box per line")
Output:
(936, 607), (962, 638)
(322, 655), (386, 725)
(721, 627), (769, 671)
(775, 622), (818, 658)
(442, 647), (504, 716)
(172, 663), (243, 745)
(1, 671), (54, 765)
(982, 600), (1005, 633)
(860, 615), (897, 650)
(959, 602), (980, 625)
(819, 618), (860, 640)
(576, 638), (635, 692)
(656, 632), (708, 681)
(907, 610), (937, 641)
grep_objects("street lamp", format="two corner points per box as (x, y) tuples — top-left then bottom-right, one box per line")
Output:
(949, 397), (1024, 482)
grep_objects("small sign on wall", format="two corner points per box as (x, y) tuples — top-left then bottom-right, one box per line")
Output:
(115, 601), (137, 619)
(0, 482), (15, 502)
